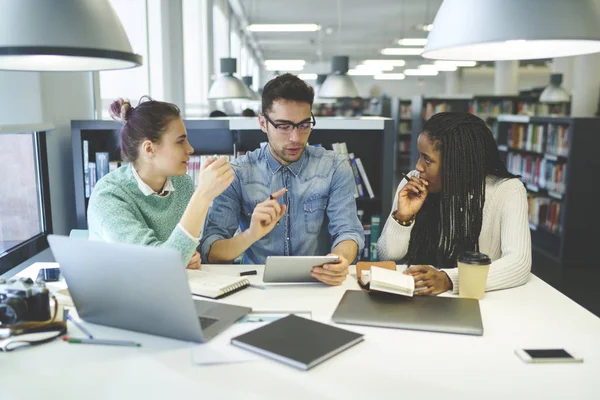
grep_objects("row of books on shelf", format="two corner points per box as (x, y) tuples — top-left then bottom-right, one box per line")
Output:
(331, 142), (375, 199)
(399, 121), (411, 135)
(400, 104), (412, 119)
(423, 102), (452, 120)
(83, 141), (122, 198)
(185, 154), (242, 187)
(358, 213), (381, 261)
(507, 123), (570, 156)
(469, 100), (514, 119)
(517, 102), (569, 117)
(398, 139), (411, 153)
(527, 195), (562, 234)
(506, 153), (567, 194)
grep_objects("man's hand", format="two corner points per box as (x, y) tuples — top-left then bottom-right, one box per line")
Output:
(311, 253), (350, 286)
(186, 251), (201, 270)
(403, 265), (452, 295)
(247, 188), (287, 241)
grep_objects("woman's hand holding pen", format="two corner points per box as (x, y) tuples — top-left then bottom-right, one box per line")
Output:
(247, 188), (287, 241)
(395, 174), (429, 222)
(195, 156), (235, 200)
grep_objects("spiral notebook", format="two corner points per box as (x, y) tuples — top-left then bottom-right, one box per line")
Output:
(186, 270), (249, 299)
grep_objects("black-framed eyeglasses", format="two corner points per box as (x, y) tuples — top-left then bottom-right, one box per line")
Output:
(263, 112), (316, 134)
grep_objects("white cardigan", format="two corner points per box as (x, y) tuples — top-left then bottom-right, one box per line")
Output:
(377, 173), (532, 294)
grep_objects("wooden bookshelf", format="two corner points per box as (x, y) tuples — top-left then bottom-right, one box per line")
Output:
(71, 118), (396, 262)
(495, 114), (600, 269)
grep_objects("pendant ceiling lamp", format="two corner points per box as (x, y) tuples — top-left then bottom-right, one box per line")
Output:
(0, 0), (142, 71)
(208, 58), (251, 100)
(423, 0), (600, 61)
(319, 56), (359, 99)
(242, 76), (261, 101)
(539, 74), (570, 103)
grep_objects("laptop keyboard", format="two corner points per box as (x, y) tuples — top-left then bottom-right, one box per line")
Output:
(199, 316), (218, 330)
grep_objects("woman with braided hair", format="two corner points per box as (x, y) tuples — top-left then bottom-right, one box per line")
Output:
(377, 112), (531, 295)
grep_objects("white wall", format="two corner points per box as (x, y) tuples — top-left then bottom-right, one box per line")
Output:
(40, 72), (95, 235)
(0, 72), (43, 124)
(0, 70), (94, 236)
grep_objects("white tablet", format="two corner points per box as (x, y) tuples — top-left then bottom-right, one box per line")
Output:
(263, 256), (340, 283)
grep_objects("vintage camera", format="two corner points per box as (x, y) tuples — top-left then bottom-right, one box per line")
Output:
(0, 277), (51, 325)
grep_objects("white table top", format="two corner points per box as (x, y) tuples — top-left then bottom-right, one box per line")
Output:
(2, 262), (600, 400)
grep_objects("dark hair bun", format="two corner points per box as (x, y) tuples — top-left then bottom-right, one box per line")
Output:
(108, 98), (133, 123)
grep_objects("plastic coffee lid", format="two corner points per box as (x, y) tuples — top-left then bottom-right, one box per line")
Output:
(458, 251), (491, 265)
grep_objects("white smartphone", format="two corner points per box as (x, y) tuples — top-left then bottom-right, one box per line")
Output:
(515, 349), (583, 364)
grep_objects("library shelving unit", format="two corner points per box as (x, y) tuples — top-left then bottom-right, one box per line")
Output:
(516, 88), (570, 116)
(495, 114), (600, 270)
(469, 95), (518, 121)
(391, 98), (412, 178)
(71, 117), (396, 240)
(410, 95), (472, 167)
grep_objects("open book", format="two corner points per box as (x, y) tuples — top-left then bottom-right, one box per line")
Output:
(365, 267), (415, 297)
(356, 262), (414, 297)
(186, 270), (249, 299)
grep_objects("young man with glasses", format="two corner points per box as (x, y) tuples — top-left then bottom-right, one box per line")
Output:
(200, 73), (364, 286)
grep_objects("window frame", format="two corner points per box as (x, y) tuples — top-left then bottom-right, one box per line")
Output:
(0, 128), (53, 275)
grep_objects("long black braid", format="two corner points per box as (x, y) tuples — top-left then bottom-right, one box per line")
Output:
(405, 112), (518, 268)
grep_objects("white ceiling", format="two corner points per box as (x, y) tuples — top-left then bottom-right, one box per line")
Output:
(239, 0), (551, 73)
(241, 0), (442, 66)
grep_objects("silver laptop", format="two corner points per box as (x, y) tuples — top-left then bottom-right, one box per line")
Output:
(47, 235), (251, 343)
(332, 290), (483, 336)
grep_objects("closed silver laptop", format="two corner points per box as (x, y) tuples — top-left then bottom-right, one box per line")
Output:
(47, 235), (250, 343)
(332, 290), (483, 336)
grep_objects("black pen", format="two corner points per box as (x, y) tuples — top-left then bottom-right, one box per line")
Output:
(240, 270), (257, 276)
(400, 172), (424, 196)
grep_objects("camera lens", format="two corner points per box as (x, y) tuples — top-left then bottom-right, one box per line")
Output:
(0, 297), (27, 326)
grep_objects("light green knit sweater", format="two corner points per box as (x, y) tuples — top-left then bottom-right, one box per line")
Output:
(87, 165), (197, 263)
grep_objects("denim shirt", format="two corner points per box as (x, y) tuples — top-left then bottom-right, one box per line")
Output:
(200, 143), (365, 264)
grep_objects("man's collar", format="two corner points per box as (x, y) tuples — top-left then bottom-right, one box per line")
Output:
(131, 164), (174, 196)
(262, 144), (307, 177)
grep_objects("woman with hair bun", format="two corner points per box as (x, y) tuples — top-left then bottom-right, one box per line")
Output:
(87, 96), (234, 269)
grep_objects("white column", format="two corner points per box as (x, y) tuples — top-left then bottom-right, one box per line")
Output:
(571, 53), (600, 117)
(494, 61), (519, 95)
(445, 69), (463, 95)
(40, 72), (95, 235)
(551, 57), (574, 92)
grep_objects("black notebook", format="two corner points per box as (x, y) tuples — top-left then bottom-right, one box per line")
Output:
(231, 314), (364, 370)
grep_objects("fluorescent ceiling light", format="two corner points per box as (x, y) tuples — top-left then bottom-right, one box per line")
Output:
(356, 64), (393, 72)
(398, 38), (428, 46)
(423, 0), (600, 60)
(374, 73), (406, 80)
(0, 0), (142, 71)
(420, 63), (457, 71)
(264, 59), (305, 65)
(298, 73), (318, 80)
(434, 60), (477, 67)
(266, 65), (304, 71)
(381, 48), (424, 55)
(247, 24), (321, 32)
(264, 59), (305, 71)
(348, 69), (377, 76)
(362, 59), (406, 67)
(404, 69), (438, 76)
